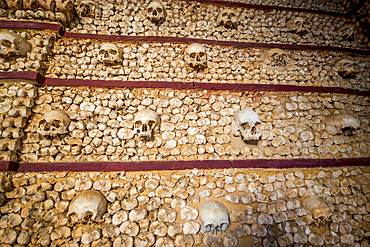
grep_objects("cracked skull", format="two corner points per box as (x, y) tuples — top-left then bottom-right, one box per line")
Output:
(133, 109), (160, 140)
(98, 43), (122, 65)
(325, 113), (360, 136)
(286, 17), (306, 33)
(303, 196), (331, 226)
(77, 0), (101, 18)
(217, 9), (238, 28)
(199, 200), (229, 234)
(185, 43), (207, 69)
(265, 48), (288, 66)
(67, 190), (107, 222)
(333, 58), (358, 78)
(232, 109), (263, 141)
(0, 31), (31, 57)
(147, 1), (166, 23)
(37, 110), (71, 136)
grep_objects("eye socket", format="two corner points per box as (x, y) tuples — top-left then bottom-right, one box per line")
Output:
(241, 122), (250, 130)
(343, 63), (351, 68)
(157, 8), (162, 13)
(148, 120), (156, 128)
(229, 13), (236, 17)
(51, 120), (62, 128)
(110, 50), (117, 55)
(135, 121), (142, 129)
(148, 7), (153, 12)
(1, 40), (12, 48)
(190, 52), (196, 58)
(295, 20), (302, 26)
(222, 12), (228, 17)
(198, 52), (205, 57)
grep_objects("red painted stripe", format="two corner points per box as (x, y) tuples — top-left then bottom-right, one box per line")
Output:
(1, 158), (369, 172)
(0, 71), (44, 84)
(0, 20), (63, 35)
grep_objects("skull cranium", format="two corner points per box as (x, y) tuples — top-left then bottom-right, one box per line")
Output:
(0, 31), (31, 57)
(303, 196), (331, 226)
(333, 58), (358, 78)
(217, 9), (238, 28)
(37, 110), (71, 136)
(325, 113), (360, 136)
(147, 1), (166, 23)
(133, 109), (160, 140)
(286, 17), (306, 33)
(98, 43), (122, 65)
(232, 109), (263, 141)
(77, 0), (101, 18)
(265, 48), (288, 66)
(199, 200), (229, 234)
(185, 43), (207, 70)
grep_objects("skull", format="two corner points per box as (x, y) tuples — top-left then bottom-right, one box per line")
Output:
(286, 17), (306, 33)
(77, 0), (101, 18)
(67, 190), (107, 222)
(147, 1), (166, 23)
(333, 58), (358, 78)
(325, 113), (360, 136)
(232, 109), (263, 141)
(37, 110), (71, 136)
(0, 31), (31, 57)
(303, 196), (331, 226)
(217, 9), (238, 28)
(199, 200), (229, 234)
(185, 43), (207, 70)
(337, 24), (356, 40)
(98, 43), (122, 65)
(265, 48), (287, 66)
(133, 109), (160, 140)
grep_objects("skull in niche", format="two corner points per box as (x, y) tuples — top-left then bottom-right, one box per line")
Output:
(265, 48), (288, 66)
(133, 109), (160, 140)
(232, 109), (263, 141)
(0, 31), (31, 57)
(185, 43), (207, 70)
(217, 9), (238, 28)
(337, 24), (356, 40)
(98, 43), (122, 65)
(77, 0), (101, 18)
(37, 110), (71, 136)
(303, 196), (331, 226)
(325, 113), (360, 136)
(333, 58), (358, 78)
(147, 1), (166, 23)
(286, 17), (306, 33)
(199, 200), (230, 234)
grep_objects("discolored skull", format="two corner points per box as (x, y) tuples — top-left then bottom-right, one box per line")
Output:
(98, 43), (122, 65)
(67, 190), (107, 222)
(77, 0), (101, 18)
(232, 109), (263, 141)
(133, 109), (160, 140)
(37, 110), (71, 136)
(265, 48), (288, 66)
(147, 1), (166, 23)
(185, 43), (207, 70)
(303, 196), (331, 226)
(199, 200), (229, 234)
(286, 17), (306, 33)
(333, 58), (358, 78)
(0, 31), (31, 57)
(325, 113), (360, 136)
(217, 9), (238, 28)
(337, 24), (356, 40)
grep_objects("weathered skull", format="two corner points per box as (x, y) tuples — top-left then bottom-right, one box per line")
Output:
(98, 43), (122, 65)
(185, 43), (207, 70)
(337, 24), (356, 40)
(37, 110), (71, 136)
(333, 58), (358, 78)
(265, 48), (287, 66)
(77, 0), (101, 18)
(147, 1), (166, 23)
(286, 17), (306, 33)
(67, 190), (107, 221)
(133, 109), (160, 140)
(303, 196), (331, 226)
(232, 109), (263, 141)
(199, 200), (229, 234)
(217, 9), (238, 28)
(325, 113), (360, 136)
(0, 31), (31, 57)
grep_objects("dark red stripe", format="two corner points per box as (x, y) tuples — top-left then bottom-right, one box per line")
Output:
(1, 158), (368, 172)
(0, 20), (63, 35)
(0, 71), (44, 84)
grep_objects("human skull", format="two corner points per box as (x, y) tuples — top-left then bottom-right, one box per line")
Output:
(37, 110), (71, 136)
(147, 1), (166, 23)
(185, 43), (207, 70)
(265, 48), (287, 66)
(217, 9), (238, 28)
(232, 109), (263, 141)
(199, 200), (229, 234)
(133, 109), (160, 140)
(67, 190), (107, 222)
(286, 17), (306, 33)
(333, 58), (358, 78)
(98, 43), (122, 65)
(325, 113), (360, 136)
(337, 24), (356, 40)
(0, 31), (31, 57)
(303, 196), (331, 226)
(77, 0), (101, 18)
